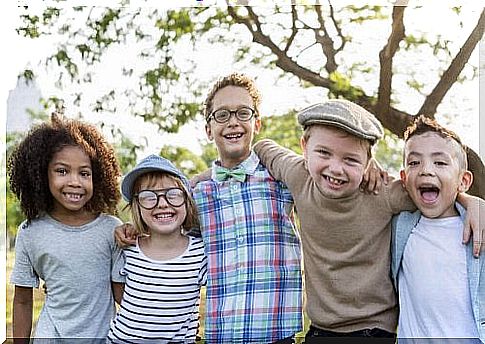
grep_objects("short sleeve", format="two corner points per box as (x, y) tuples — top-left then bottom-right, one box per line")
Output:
(387, 179), (417, 214)
(10, 222), (40, 288)
(111, 242), (126, 283)
(199, 254), (208, 286)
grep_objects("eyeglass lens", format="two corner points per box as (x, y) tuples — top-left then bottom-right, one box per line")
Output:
(137, 188), (185, 209)
(211, 107), (255, 123)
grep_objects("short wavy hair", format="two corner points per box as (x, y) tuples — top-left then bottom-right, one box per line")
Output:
(404, 115), (467, 170)
(7, 113), (121, 222)
(204, 72), (262, 120)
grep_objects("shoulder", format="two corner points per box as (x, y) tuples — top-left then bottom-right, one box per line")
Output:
(96, 214), (123, 227)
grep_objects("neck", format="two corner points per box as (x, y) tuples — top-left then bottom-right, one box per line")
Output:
(220, 151), (251, 169)
(49, 209), (97, 227)
(139, 231), (189, 261)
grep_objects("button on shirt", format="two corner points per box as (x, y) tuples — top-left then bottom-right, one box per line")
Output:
(192, 152), (303, 343)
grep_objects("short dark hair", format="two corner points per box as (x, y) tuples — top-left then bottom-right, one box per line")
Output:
(7, 113), (121, 222)
(404, 115), (467, 169)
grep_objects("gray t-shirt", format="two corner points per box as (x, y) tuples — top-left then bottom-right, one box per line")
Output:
(10, 214), (125, 340)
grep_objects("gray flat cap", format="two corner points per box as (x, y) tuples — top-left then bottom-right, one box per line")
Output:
(121, 154), (190, 202)
(298, 100), (383, 143)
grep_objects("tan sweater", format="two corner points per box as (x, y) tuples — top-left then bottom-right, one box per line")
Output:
(254, 139), (415, 333)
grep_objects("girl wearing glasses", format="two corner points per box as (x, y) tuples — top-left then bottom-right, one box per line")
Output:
(108, 154), (207, 343)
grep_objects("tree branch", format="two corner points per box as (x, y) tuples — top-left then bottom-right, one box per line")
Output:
(327, 0), (346, 52)
(417, 8), (485, 116)
(228, 6), (333, 88)
(284, 5), (298, 53)
(376, 6), (406, 115)
(314, 5), (338, 73)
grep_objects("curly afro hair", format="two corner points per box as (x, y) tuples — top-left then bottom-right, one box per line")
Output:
(7, 113), (121, 222)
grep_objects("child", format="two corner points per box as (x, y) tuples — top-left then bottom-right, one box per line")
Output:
(253, 100), (484, 341)
(391, 116), (484, 342)
(107, 154), (207, 343)
(116, 73), (303, 343)
(8, 113), (125, 341)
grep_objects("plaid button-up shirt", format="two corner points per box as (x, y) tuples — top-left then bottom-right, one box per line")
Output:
(192, 152), (303, 343)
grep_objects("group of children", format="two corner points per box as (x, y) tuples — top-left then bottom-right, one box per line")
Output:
(8, 72), (484, 343)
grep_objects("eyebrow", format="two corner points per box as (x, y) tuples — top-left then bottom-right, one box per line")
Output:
(51, 162), (92, 169)
(406, 151), (451, 159)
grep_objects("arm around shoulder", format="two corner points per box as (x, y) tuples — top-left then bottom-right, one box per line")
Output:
(253, 139), (303, 183)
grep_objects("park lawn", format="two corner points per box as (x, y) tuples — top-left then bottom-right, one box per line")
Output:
(6, 250), (309, 341)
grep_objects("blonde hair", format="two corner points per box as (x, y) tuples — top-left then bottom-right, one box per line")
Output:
(129, 172), (200, 236)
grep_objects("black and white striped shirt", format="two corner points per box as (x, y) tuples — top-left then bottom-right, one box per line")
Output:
(108, 236), (207, 343)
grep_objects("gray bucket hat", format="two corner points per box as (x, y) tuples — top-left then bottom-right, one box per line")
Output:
(121, 154), (190, 202)
(298, 99), (384, 144)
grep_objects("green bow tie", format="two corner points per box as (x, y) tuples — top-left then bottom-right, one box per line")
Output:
(215, 166), (246, 182)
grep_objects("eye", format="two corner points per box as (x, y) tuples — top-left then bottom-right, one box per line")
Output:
(435, 161), (448, 166)
(345, 157), (361, 165)
(80, 170), (92, 177)
(55, 168), (67, 175)
(316, 149), (330, 156)
(407, 160), (419, 166)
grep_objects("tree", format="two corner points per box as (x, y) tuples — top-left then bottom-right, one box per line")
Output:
(16, 4), (484, 196)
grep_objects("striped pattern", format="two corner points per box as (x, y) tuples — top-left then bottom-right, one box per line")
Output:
(108, 236), (207, 343)
(192, 152), (303, 343)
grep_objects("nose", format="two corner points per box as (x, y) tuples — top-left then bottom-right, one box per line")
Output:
(68, 173), (81, 186)
(156, 195), (169, 208)
(227, 113), (240, 126)
(419, 161), (435, 176)
(328, 159), (344, 174)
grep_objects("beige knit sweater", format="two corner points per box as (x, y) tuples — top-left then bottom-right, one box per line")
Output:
(254, 139), (415, 333)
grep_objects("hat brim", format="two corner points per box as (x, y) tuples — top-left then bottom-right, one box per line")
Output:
(303, 119), (381, 143)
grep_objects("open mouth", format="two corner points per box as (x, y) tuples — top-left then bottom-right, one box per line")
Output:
(419, 185), (440, 203)
(153, 213), (175, 222)
(224, 133), (243, 141)
(63, 192), (84, 201)
(324, 175), (347, 186)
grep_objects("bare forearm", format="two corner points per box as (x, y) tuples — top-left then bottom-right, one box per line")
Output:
(13, 293), (33, 342)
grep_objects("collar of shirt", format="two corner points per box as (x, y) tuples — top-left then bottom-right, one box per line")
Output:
(210, 151), (260, 181)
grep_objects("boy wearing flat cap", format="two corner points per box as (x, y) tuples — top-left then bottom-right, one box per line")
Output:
(253, 99), (484, 341)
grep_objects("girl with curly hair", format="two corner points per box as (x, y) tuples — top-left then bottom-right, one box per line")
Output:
(8, 113), (125, 342)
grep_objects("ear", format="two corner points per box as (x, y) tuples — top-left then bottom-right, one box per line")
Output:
(205, 123), (213, 141)
(300, 136), (308, 159)
(458, 170), (473, 193)
(400, 169), (407, 184)
(253, 117), (262, 134)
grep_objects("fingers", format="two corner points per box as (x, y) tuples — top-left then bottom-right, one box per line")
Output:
(114, 223), (137, 247)
(462, 217), (471, 245)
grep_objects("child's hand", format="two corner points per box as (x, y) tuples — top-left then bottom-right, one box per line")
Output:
(461, 195), (484, 257)
(114, 223), (137, 247)
(190, 168), (212, 188)
(361, 158), (389, 194)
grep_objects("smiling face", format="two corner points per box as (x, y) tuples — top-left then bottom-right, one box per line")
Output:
(48, 145), (94, 222)
(136, 175), (187, 237)
(401, 132), (472, 218)
(205, 86), (261, 168)
(301, 125), (370, 199)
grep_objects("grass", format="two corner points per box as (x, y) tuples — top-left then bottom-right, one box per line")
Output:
(6, 250), (309, 341)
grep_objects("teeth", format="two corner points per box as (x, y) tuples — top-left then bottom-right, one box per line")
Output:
(225, 134), (242, 139)
(326, 176), (345, 185)
(154, 214), (173, 219)
(64, 193), (82, 200)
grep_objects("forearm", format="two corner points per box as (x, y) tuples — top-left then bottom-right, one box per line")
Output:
(13, 288), (33, 343)
(112, 282), (124, 305)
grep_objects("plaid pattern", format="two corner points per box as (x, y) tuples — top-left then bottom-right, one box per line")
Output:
(192, 152), (303, 343)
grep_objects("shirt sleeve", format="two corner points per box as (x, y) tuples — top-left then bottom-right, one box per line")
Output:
(10, 222), (40, 288)
(253, 139), (307, 192)
(109, 217), (127, 283)
(199, 254), (208, 286)
(386, 179), (417, 214)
